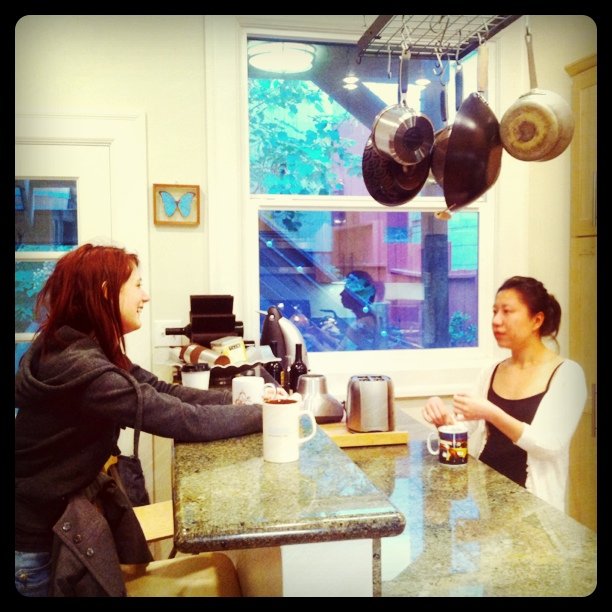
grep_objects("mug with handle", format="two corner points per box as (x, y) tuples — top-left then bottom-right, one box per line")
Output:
(263, 397), (317, 463)
(427, 423), (469, 466)
(232, 376), (276, 405)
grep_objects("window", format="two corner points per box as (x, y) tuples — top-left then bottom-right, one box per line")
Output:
(259, 210), (478, 352)
(248, 37), (488, 361)
(14, 179), (78, 372)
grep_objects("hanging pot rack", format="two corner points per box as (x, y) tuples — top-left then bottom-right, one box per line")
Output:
(356, 15), (522, 62)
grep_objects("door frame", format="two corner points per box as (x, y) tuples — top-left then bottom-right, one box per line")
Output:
(15, 111), (154, 487)
(16, 111), (150, 365)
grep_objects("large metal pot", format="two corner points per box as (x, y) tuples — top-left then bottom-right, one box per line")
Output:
(500, 29), (574, 161)
(371, 49), (434, 166)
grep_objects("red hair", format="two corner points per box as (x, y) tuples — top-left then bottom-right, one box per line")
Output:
(35, 243), (139, 370)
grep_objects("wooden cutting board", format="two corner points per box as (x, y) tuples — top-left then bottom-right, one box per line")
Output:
(320, 422), (409, 448)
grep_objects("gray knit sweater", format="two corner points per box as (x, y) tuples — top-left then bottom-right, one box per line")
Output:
(15, 325), (262, 551)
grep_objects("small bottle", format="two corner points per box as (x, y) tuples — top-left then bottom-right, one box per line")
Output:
(289, 343), (308, 392)
(280, 355), (292, 394)
(264, 340), (282, 384)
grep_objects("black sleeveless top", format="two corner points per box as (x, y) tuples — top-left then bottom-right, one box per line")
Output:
(479, 362), (563, 488)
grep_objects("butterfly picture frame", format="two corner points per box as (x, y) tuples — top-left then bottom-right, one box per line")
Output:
(153, 184), (200, 226)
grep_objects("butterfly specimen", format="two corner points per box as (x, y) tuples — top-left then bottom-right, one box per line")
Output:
(160, 190), (195, 218)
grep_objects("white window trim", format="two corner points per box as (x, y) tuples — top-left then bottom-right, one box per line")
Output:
(234, 23), (502, 398)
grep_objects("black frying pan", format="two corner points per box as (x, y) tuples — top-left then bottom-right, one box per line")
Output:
(362, 136), (429, 207)
(431, 59), (462, 189)
(441, 43), (502, 214)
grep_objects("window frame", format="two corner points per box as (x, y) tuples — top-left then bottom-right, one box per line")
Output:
(239, 26), (500, 397)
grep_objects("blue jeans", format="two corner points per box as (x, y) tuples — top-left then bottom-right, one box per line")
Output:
(14, 551), (52, 597)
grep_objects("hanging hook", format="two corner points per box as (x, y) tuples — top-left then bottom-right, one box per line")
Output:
(428, 15), (449, 49)
(433, 47), (448, 79)
(400, 18), (412, 51)
(480, 19), (490, 44)
(455, 30), (462, 63)
(438, 15), (450, 49)
(525, 15), (531, 39)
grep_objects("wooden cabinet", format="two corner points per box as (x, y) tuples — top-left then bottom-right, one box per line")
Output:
(565, 55), (596, 532)
(567, 236), (596, 531)
(567, 55), (597, 236)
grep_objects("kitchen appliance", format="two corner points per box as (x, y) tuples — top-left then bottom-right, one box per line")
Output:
(260, 305), (309, 368)
(166, 294), (248, 388)
(296, 374), (344, 424)
(165, 294), (244, 347)
(345, 375), (394, 433)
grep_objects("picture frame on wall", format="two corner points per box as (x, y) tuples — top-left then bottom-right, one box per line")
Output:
(153, 184), (200, 226)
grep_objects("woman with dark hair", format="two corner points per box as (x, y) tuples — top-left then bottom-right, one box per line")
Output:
(422, 276), (587, 512)
(15, 243), (264, 596)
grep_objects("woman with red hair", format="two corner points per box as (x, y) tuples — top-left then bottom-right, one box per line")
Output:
(15, 243), (264, 596)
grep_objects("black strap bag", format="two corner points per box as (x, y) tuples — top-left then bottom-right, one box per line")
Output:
(107, 376), (150, 507)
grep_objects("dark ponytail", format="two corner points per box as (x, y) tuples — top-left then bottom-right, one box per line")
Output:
(497, 276), (561, 340)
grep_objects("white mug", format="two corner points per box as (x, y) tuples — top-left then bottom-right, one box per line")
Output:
(181, 364), (210, 390)
(232, 376), (276, 405)
(263, 398), (317, 463)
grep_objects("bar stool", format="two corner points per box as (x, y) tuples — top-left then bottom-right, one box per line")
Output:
(124, 500), (242, 596)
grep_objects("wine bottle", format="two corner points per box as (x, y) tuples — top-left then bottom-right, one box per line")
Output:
(289, 343), (308, 392)
(166, 323), (192, 340)
(265, 340), (282, 384)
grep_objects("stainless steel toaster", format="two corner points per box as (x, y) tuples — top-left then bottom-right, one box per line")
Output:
(346, 375), (394, 433)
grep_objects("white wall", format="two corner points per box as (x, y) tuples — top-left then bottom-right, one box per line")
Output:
(493, 15), (597, 355)
(16, 15), (211, 368)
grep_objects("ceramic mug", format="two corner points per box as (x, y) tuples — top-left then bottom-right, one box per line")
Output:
(263, 397), (317, 463)
(232, 376), (276, 405)
(427, 424), (469, 466)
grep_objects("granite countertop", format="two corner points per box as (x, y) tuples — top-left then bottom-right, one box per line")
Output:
(345, 409), (598, 597)
(172, 426), (406, 554)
